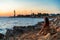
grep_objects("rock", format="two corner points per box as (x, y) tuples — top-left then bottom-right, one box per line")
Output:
(0, 33), (4, 39)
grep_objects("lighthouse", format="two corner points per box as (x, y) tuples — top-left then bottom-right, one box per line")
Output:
(14, 10), (16, 18)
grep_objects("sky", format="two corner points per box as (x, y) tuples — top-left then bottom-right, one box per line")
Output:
(0, 0), (60, 16)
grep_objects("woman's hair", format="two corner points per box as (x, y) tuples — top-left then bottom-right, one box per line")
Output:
(44, 17), (49, 27)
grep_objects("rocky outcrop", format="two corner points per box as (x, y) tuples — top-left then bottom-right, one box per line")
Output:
(0, 33), (4, 40)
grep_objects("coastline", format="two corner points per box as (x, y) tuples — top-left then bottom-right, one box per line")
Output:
(0, 17), (60, 40)
(0, 17), (53, 34)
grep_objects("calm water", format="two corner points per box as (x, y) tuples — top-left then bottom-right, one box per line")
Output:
(0, 17), (52, 34)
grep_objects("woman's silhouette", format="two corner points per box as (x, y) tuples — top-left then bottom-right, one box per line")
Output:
(38, 17), (50, 35)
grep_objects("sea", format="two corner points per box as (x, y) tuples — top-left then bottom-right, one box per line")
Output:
(0, 17), (52, 34)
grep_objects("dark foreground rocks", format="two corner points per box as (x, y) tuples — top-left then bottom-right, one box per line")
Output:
(0, 33), (4, 40)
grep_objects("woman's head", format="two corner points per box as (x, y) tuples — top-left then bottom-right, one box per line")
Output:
(44, 17), (49, 26)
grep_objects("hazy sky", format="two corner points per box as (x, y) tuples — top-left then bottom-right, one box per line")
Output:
(0, 0), (60, 16)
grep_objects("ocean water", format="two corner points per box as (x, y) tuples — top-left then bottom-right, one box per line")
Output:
(0, 17), (52, 34)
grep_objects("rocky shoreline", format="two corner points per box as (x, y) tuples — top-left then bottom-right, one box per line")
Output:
(0, 17), (60, 40)
(5, 21), (43, 37)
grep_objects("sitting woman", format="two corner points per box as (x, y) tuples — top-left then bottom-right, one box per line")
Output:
(38, 17), (51, 35)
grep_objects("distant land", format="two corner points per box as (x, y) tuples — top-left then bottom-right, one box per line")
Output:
(9, 13), (60, 18)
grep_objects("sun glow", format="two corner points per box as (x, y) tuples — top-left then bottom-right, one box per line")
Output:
(0, 0), (60, 16)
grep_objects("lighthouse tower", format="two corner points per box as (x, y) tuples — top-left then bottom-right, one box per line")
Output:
(14, 10), (16, 18)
